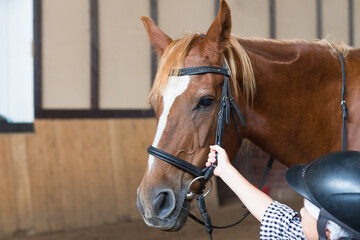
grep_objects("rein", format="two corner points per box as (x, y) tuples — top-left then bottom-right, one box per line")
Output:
(147, 59), (274, 239)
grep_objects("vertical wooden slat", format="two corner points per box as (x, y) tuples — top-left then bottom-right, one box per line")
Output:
(39, 121), (64, 232)
(53, 120), (91, 229)
(77, 120), (101, 226)
(0, 136), (17, 236)
(26, 120), (64, 233)
(9, 135), (33, 232)
(81, 120), (117, 225)
(26, 125), (49, 233)
(94, 120), (118, 223)
(108, 119), (129, 220)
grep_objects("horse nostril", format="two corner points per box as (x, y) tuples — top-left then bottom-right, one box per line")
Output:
(152, 189), (176, 219)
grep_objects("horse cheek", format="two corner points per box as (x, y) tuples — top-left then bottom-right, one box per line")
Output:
(196, 119), (216, 148)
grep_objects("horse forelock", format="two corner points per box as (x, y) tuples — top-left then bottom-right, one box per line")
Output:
(148, 34), (196, 107)
(148, 34), (257, 107)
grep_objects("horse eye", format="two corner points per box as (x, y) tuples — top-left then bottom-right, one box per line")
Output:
(197, 97), (214, 109)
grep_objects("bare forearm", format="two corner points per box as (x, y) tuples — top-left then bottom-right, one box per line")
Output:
(219, 165), (273, 222)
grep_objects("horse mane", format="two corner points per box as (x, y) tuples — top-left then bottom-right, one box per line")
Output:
(148, 34), (256, 104)
(240, 36), (351, 59)
(319, 38), (351, 58)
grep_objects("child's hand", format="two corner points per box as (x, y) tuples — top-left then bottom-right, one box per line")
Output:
(206, 145), (232, 177)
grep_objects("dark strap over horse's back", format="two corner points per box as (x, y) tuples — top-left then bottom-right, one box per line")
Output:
(339, 52), (348, 151)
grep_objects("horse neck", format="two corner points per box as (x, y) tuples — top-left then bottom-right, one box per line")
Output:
(238, 39), (344, 166)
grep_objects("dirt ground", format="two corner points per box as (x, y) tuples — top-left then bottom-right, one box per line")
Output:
(3, 198), (303, 240)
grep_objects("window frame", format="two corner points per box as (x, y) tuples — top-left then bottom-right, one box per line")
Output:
(33, 0), (156, 119)
(0, 121), (34, 133)
(33, 0), (356, 119)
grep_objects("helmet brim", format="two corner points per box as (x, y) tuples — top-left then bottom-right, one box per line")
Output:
(285, 164), (320, 207)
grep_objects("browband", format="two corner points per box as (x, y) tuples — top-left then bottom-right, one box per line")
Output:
(171, 66), (230, 77)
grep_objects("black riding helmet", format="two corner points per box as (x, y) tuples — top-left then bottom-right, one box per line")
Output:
(286, 151), (360, 240)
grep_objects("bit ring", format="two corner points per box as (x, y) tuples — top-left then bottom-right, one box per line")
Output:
(185, 176), (213, 200)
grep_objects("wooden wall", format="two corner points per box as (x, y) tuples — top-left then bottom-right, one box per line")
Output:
(2, 0), (358, 238)
(0, 119), (156, 237)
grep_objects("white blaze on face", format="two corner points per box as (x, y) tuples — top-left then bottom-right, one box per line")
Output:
(148, 76), (191, 172)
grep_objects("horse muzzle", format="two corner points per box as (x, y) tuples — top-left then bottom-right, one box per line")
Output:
(136, 187), (189, 231)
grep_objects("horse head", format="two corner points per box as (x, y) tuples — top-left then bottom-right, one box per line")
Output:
(136, 0), (360, 232)
(136, 0), (253, 231)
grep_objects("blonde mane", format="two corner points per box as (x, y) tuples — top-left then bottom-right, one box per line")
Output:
(148, 34), (256, 104)
(319, 38), (351, 58)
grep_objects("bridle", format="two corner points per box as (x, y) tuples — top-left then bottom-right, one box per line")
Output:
(148, 61), (246, 182)
(147, 56), (274, 239)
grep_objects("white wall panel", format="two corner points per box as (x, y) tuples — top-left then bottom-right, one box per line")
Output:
(227, 0), (269, 38)
(158, 0), (214, 39)
(323, 0), (349, 44)
(99, 0), (151, 109)
(42, 0), (90, 109)
(276, 0), (317, 40)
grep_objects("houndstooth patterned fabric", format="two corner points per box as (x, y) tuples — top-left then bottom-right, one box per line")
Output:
(260, 201), (305, 240)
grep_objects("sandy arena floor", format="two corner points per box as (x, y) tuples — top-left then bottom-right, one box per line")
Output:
(3, 198), (302, 240)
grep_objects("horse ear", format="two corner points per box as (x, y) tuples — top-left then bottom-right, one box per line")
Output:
(140, 16), (173, 56)
(205, 0), (232, 52)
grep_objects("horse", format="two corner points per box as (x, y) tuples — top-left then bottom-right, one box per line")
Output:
(136, 0), (360, 232)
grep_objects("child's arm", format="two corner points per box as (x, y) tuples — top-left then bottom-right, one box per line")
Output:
(206, 145), (273, 222)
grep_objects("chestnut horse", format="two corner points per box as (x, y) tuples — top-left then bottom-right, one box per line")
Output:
(137, 0), (360, 232)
